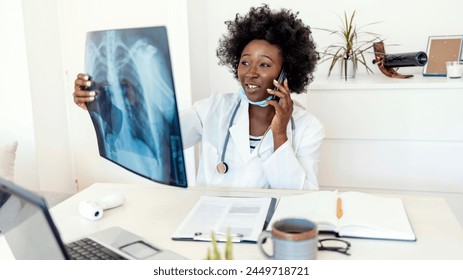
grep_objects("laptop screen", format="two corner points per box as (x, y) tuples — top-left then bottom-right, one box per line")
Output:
(0, 178), (67, 260)
(85, 26), (187, 187)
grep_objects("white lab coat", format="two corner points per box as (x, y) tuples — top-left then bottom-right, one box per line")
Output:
(180, 92), (325, 190)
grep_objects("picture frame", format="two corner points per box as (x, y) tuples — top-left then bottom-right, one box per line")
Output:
(422, 35), (463, 76)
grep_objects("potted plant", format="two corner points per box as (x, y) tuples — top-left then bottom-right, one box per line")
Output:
(317, 10), (382, 80)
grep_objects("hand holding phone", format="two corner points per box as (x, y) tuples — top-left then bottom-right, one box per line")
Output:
(271, 69), (287, 101)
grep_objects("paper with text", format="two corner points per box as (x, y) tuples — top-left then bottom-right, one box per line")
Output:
(171, 196), (274, 242)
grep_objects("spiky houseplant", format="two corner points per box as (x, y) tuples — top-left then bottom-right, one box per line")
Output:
(317, 10), (382, 80)
(204, 231), (234, 260)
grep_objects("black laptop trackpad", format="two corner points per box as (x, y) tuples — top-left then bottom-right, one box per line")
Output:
(119, 241), (160, 259)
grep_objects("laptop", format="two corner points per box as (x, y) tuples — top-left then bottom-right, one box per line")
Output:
(0, 177), (186, 260)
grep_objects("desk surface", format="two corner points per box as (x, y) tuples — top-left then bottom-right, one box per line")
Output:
(2, 183), (463, 260)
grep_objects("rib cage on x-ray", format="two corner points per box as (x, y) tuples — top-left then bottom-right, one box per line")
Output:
(85, 26), (187, 187)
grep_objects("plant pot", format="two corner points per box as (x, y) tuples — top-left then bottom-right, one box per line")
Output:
(339, 58), (356, 80)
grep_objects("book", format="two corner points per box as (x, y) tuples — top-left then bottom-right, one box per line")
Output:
(269, 191), (416, 241)
(171, 196), (276, 243)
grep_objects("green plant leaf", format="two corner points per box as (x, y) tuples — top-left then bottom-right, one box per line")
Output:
(316, 9), (383, 77)
(225, 228), (233, 260)
(210, 232), (221, 260)
(205, 247), (211, 260)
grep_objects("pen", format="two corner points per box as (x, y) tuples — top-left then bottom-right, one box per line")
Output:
(193, 232), (244, 243)
(336, 196), (343, 219)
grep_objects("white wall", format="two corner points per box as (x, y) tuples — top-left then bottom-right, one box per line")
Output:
(0, 0), (39, 190)
(3, 0), (463, 197)
(21, 0), (75, 193)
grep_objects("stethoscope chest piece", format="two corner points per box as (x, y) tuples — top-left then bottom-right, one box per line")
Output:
(216, 162), (229, 174)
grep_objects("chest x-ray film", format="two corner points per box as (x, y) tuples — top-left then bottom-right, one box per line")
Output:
(85, 26), (187, 187)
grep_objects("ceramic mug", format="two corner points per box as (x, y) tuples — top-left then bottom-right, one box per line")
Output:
(257, 218), (318, 260)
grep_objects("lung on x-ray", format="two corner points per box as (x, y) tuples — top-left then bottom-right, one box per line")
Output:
(85, 26), (187, 187)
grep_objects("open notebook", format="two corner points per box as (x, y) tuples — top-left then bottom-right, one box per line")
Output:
(0, 177), (186, 260)
(269, 191), (416, 241)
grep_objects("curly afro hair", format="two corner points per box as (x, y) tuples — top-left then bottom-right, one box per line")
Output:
(216, 4), (319, 94)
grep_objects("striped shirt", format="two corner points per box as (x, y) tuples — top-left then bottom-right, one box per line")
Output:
(249, 135), (263, 152)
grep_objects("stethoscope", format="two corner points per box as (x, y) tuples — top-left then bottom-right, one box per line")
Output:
(216, 99), (295, 174)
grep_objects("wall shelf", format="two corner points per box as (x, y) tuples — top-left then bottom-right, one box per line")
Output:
(311, 74), (463, 90)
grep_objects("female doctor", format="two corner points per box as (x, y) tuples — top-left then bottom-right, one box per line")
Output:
(73, 5), (324, 190)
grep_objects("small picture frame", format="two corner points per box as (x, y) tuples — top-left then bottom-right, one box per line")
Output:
(422, 35), (463, 76)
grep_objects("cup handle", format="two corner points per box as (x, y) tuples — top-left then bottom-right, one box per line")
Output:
(257, 230), (273, 259)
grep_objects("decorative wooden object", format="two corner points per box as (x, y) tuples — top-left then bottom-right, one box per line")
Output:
(373, 41), (414, 79)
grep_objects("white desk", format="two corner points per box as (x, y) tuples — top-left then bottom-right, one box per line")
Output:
(2, 182), (463, 260)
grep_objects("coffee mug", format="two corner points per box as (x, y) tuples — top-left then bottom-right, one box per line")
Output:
(257, 218), (318, 260)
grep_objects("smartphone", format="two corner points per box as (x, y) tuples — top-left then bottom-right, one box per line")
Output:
(271, 68), (287, 101)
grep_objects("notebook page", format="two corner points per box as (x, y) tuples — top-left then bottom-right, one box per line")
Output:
(269, 191), (338, 232)
(339, 192), (415, 240)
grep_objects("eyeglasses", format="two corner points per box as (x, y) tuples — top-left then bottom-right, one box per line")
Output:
(318, 238), (351, 256)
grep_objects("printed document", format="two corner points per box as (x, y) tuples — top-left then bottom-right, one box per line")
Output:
(172, 196), (275, 243)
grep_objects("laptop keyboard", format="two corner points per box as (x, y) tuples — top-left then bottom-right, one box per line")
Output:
(65, 238), (126, 260)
